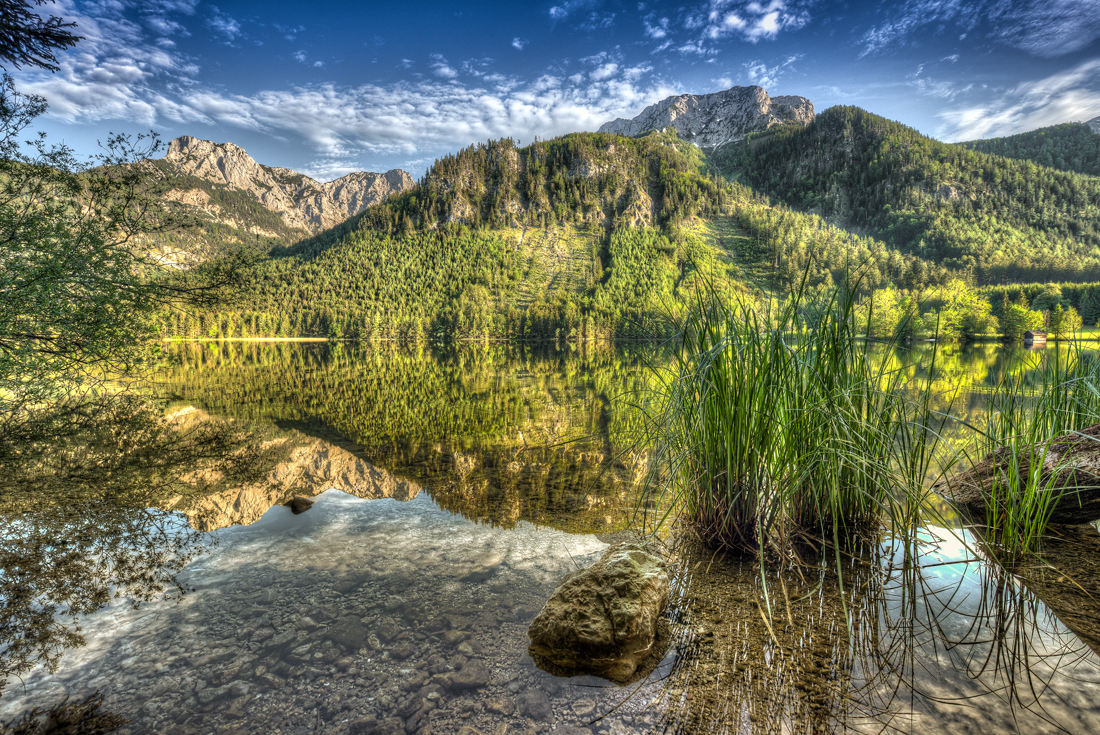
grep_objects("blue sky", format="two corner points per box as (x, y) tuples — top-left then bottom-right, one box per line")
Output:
(12, 0), (1100, 180)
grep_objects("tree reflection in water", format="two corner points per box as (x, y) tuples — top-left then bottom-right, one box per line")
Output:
(0, 398), (282, 696)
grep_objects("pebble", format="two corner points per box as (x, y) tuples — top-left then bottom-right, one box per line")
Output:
(0, 496), (656, 734)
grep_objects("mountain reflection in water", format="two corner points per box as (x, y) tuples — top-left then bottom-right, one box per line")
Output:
(1, 341), (1100, 734)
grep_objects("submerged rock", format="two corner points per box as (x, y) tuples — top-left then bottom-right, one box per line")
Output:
(527, 542), (669, 682)
(285, 496), (314, 514)
(449, 658), (490, 689)
(934, 423), (1100, 525)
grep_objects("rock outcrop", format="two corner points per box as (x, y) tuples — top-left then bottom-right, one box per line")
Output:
(163, 136), (414, 234)
(1089, 116), (1100, 135)
(933, 423), (1100, 525)
(598, 86), (814, 149)
(527, 542), (669, 682)
(285, 496), (315, 514)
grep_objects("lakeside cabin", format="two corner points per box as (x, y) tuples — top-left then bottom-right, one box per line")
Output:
(1024, 330), (1048, 346)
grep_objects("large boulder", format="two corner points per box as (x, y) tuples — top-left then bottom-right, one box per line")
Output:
(933, 424), (1100, 525)
(527, 542), (669, 682)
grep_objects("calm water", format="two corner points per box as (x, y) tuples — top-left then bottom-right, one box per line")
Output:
(4, 341), (1100, 734)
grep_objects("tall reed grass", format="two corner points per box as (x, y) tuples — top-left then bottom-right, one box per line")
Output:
(642, 279), (942, 552)
(643, 271), (1100, 560)
(965, 344), (1100, 557)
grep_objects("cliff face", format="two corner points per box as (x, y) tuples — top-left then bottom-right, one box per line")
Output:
(163, 136), (415, 235)
(597, 86), (815, 149)
(1089, 116), (1100, 135)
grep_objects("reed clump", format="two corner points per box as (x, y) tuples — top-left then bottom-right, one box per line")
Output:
(969, 345), (1100, 557)
(643, 281), (938, 552)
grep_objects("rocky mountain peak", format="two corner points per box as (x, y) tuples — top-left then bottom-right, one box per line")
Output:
(163, 136), (414, 234)
(597, 85), (815, 149)
(1089, 115), (1100, 135)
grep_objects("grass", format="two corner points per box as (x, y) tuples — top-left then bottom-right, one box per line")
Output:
(963, 343), (1100, 557)
(640, 274), (941, 553)
(641, 272), (1100, 561)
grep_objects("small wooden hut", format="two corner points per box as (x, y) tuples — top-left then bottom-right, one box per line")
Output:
(1024, 330), (1047, 346)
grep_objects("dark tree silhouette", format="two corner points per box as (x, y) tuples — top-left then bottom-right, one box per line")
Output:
(0, 0), (81, 71)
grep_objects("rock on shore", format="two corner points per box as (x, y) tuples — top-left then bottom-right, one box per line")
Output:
(933, 423), (1100, 525)
(527, 542), (669, 682)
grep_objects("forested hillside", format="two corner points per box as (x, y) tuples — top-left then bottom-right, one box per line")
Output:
(960, 123), (1100, 178)
(710, 106), (1100, 283)
(163, 129), (946, 341)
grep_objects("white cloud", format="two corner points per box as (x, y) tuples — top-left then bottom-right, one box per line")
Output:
(907, 57), (971, 101)
(938, 59), (1100, 141)
(293, 50), (307, 63)
(145, 15), (188, 37)
(911, 77), (972, 100)
(590, 63), (619, 81)
(689, 0), (810, 45)
(430, 54), (458, 79)
(10, 0), (678, 179)
(512, 37), (528, 50)
(167, 74), (681, 172)
(549, 0), (593, 20)
(14, 0), (202, 124)
(860, 0), (1100, 59)
(740, 53), (801, 89)
(577, 12), (616, 32)
(206, 6), (241, 41)
(644, 14), (670, 39)
(276, 24), (306, 41)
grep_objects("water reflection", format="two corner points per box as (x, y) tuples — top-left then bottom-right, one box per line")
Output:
(2, 341), (1100, 734)
(0, 401), (276, 696)
(655, 530), (1100, 734)
(156, 342), (656, 534)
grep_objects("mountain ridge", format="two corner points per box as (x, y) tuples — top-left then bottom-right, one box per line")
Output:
(598, 86), (814, 149)
(711, 105), (1100, 282)
(163, 136), (415, 235)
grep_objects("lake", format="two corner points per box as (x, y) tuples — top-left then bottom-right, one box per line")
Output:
(3, 341), (1100, 734)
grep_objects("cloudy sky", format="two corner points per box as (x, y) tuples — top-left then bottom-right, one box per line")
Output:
(11, 0), (1100, 180)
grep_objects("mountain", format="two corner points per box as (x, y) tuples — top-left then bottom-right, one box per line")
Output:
(958, 121), (1100, 178)
(597, 86), (814, 149)
(147, 136), (414, 259)
(160, 128), (946, 342)
(710, 106), (1100, 283)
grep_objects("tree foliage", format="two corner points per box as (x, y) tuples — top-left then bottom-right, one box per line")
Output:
(0, 77), (250, 446)
(960, 122), (1100, 178)
(0, 0), (80, 72)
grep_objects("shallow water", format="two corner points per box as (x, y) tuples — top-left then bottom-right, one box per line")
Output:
(5, 342), (1100, 734)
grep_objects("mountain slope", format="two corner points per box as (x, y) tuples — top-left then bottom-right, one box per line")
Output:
(959, 121), (1100, 178)
(161, 129), (946, 341)
(710, 106), (1100, 283)
(598, 86), (814, 149)
(146, 137), (414, 260)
